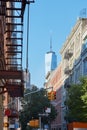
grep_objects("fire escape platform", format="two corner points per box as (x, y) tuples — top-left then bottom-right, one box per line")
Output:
(0, 70), (23, 80)
(0, 0), (34, 97)
(6, 83), (24, 97)
(0, 83), (24, 97)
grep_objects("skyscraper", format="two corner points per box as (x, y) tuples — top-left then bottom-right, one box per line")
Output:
(45, 38), (57, 77)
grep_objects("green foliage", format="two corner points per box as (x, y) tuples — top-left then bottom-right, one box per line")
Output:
(19, 85), (57, 130)
(65, 77), (87, 122)
(80, 77), (87, 105)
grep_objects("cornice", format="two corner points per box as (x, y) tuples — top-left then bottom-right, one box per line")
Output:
(60, 18), (85, 54)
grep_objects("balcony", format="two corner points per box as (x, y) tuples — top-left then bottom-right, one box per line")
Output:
(0, 0), (34, 97)
(64, 49), (73, 59)
(64, 83), (71, 88)
(64, 66), (72, 75)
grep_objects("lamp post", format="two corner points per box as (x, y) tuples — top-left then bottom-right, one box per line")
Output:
(39, 116), (41, 130)
(38, 113), (49, 130)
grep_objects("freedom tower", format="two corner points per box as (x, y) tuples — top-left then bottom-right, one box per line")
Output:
(45, 38), (57, 77)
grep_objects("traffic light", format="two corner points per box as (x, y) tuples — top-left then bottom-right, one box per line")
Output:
(34, 119), (39, 127)
(47, 91), (56, 100)
(51, 91), (55, 100)
(51, 91), (56, 100)
(53, 91), (56, 99)
(29, 119), (39, 128)
(47, 92), (51, 100)
(3, 122), (9, 127)
(29, 120), (35, 127)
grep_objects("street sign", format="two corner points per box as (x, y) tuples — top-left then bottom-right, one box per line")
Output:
(9, 124), (15, 128)
(39, 113), (49, 117)
(44, 124), (49, 129)
(15, 122), (19, 128)
(45, 107), (51, 113)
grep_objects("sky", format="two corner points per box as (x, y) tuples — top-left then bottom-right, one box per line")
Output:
(23, 0), (87, 88)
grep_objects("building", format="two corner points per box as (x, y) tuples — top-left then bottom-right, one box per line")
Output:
(0, 1), (33, 130)
(45, 62), (63, 130)
(45, 17), (87, 130)
(60, 17), (87, 129)
(0, 1), (6, 129)
(45, 40), (57, 77)
(45, 51), (57, 77)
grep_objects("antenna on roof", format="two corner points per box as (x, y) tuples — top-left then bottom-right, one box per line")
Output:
(50, 30), (52, 52)
(80, 8), (87, 18)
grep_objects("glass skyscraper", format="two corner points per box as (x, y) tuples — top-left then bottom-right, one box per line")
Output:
(45, 50), (57, 76)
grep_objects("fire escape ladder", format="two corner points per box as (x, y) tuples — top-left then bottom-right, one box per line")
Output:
(4, 1), (24, 97)
(5, 2), (23, 71)
(0, 0), (34, 97)
(0, 1), (6, 15)
(0, 1), (6, 70)
(0, 1), (28, 97)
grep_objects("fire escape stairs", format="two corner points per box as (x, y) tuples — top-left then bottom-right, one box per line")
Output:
(0, 0), (28, 97)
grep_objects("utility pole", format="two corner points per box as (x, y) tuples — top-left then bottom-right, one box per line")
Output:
(39, 116), (41, 130)
(38, 113), (49, 130)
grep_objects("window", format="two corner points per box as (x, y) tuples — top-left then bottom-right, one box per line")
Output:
(83, 36), (87, 51)
(75, 66), (81, 83)
(83, 58), (87, 75)
(69, 72), (74, 83)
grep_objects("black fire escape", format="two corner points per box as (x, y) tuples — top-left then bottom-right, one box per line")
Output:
(0, 0), (34, 97)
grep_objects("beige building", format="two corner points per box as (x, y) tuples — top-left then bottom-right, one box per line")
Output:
(60, 18), (87, 82)
(45, 18), (87, 130)
(60, 17), (87, 129)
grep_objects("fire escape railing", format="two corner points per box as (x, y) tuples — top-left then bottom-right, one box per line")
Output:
(0, 0), (34, 97)
(5, 6), (23, 71)
(0, 0), (28, 97)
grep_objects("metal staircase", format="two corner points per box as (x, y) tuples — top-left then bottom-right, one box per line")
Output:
(5, 2), (23, 71)
(0, 0), (34, 97)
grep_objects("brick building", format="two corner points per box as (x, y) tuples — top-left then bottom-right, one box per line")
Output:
(45, 63), (63, 130)
(0, 1), (30, 129)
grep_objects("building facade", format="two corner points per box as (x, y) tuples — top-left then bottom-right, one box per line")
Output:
(45, 18), (87, 130)
(45, 63), (63, 130)
(0, 1), (28, 129)
(60, 17), (87, 129)
(60, 18), (87, 84)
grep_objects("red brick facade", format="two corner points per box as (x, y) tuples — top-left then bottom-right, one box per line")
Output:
(46, 63), (63, 129)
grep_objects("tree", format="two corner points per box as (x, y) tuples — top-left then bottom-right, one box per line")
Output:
(65, 77), (87, 122)
(19, 85), (57, 130)
(80, 77), (87, 106)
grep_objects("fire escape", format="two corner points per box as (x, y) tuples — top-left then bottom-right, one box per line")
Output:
(0, 0), (34, 97)
(64, 49), (73, 75)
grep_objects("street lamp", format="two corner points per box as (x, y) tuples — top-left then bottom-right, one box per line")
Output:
(38, 113), (49, 130)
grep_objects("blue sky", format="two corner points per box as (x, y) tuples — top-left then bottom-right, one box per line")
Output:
(23, 0), (87, 88)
